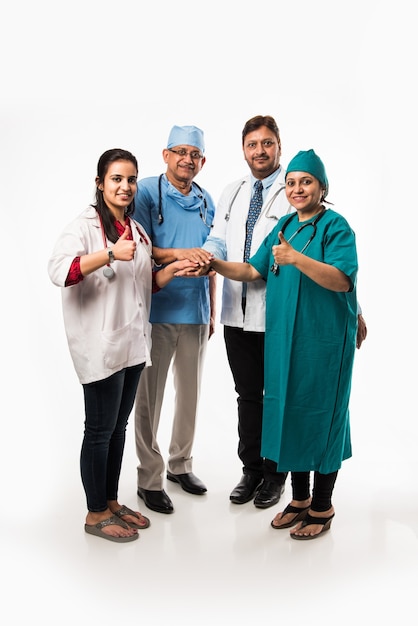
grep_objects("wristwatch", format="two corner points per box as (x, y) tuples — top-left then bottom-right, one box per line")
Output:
(106, 247), (115, 264)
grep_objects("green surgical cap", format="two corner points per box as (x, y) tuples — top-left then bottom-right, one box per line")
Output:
(286, 149), (329, 197)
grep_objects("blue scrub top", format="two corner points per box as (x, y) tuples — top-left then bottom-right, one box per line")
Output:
(134, 175), (215, 324)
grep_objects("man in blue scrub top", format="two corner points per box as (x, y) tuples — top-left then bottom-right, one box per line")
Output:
(134, 125), (215, 514)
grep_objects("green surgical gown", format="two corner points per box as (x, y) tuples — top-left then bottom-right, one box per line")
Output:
(250, 209), (358, 474)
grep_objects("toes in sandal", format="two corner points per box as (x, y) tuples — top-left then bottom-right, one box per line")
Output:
(84, 514), (138, 543)
(114, 505), (151, 529)
(290, 512), (335, 540)
(271, 503), (310, 529)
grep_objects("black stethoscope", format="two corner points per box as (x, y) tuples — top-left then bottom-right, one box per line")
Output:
(224, 179), (286, 222)
(270, 207), (327, 275)
(157, 174), (212, 227)
(99, 213), (150, 279)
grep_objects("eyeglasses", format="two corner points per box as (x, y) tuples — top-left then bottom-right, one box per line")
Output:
(168, 148), (204, 160)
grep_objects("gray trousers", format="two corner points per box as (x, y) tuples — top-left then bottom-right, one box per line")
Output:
(135, 323), (209, 490)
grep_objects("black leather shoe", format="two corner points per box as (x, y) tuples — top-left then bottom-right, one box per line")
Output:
(229, 474), (263, 504)
(166, 471), (207, 495)
(137, 487), (174, 514)
(253, 480), (285, 509)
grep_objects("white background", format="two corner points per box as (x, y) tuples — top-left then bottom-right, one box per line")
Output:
(1, 0), (417, 622)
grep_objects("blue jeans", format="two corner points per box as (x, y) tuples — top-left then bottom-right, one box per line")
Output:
(81, 364), (144, 512)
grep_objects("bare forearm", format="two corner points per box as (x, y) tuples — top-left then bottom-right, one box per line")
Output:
(155, 259), (200, 287)
(80, 227), (136, 276)
(293, 254), (351, 292)
(152, 246), (213, 266)
(152, 246), (177, 264)
(210, 259), (261, 282)
(79, 249), (111, 276)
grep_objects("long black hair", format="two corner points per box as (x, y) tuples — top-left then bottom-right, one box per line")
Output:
(93, 148), (138, 243)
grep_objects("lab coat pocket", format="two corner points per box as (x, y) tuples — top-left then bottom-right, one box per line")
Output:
(102, 317), (142, 370)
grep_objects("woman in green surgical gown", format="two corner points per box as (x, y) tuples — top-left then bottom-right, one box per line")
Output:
(207, 149), (358, 541)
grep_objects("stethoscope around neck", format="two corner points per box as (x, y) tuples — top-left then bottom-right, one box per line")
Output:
(98, 211), (150, 280)
(224, 179), (285, 222)
(157, 173), (211, 227)
(270, 207), (327, 275)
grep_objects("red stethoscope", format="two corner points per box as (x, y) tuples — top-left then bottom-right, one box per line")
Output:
(99, 213), (150, 279)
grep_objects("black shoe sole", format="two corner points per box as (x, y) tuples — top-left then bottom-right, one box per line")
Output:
(230, 490), (260, 505)
(253, 498), (282, 509)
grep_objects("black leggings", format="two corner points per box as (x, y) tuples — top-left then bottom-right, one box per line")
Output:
(291, 471), (338, 513)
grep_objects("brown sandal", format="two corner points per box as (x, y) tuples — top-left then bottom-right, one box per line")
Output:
(271, 503), (310, 529)
(290, 512), (335, 540)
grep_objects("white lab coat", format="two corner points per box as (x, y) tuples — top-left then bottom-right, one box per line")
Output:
(204, 169), (291, 331)
(48, 206), (153, 384)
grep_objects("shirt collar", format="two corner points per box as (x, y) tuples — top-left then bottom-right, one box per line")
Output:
(250, 165), (281, 191)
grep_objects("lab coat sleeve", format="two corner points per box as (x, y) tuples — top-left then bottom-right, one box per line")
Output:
(201, 180), (240, 259)
(202, 235), (227, 259)
(48, 225), (89, 287)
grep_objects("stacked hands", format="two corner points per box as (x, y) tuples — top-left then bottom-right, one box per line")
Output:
(173, 247), (215, 277)
(172, 237), (368, 350)
(174, 232), (295, 278)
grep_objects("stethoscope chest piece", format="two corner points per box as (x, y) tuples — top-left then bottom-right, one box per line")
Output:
(103, 266), (115, 279)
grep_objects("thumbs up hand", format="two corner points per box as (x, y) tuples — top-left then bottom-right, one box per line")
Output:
(113, 225), (137, 261)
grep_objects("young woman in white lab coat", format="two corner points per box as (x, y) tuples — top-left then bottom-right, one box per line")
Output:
(48, 148), (195, 542)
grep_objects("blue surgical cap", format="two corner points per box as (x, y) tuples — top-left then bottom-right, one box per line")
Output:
(286, 149), (329, 197)
(167, 125), (205, 152)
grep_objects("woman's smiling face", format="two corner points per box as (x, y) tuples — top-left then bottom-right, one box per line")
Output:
(285, 171), (324, 218)
(97, 159), (138, 216)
